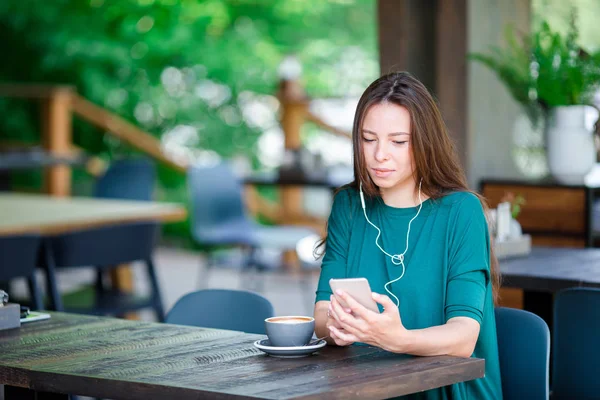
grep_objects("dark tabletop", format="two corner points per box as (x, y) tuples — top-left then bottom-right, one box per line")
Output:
(242, 170), (351, 189)
(0, 150), (88, 171)
(500, 246), (600, 292)
(0, 312), (484, 400)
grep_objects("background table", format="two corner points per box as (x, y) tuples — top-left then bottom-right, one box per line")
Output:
(0, 193), (186, 236)
(0, 313), (485, 400)
(500, 246), (600, 326)
(0, 193), (186, 297)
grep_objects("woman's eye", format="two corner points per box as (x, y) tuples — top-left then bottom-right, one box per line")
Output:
(393, 141), (408, 145)
(362, 137), (375, 142)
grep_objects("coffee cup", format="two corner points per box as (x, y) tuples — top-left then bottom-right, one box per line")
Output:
(264, 316), (315, 347)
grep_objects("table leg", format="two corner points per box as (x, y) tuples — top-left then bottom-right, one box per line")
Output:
(109, 264), (138, 320)
(109, 264), (133, 293)
(281, 187), (303, 271)
(4, 385), (68, 400)
(0, 171), (11, 191)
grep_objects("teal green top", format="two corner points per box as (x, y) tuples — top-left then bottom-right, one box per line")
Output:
(316, 187), (502, 400)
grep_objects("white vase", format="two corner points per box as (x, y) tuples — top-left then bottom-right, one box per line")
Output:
(546, 105), (599, 185)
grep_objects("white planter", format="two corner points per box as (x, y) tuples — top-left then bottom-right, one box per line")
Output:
(546, 105), (599, 185)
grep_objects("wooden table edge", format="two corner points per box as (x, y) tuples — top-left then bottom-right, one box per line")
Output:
(0, 358), (485, 400)
(289, 357), (485, 400)
(0, 366), (256, 400)
(0, 207), (187, 236)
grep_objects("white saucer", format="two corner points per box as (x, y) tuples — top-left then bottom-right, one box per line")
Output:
(253, 339), (327, 358)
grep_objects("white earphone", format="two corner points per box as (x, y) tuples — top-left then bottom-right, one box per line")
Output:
(359, 179), (423, 307)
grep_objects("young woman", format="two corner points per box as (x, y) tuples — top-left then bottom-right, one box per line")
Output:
(313, 72), (502, 399)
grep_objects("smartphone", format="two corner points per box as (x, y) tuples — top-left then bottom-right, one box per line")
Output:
(329, 278), (380, 314)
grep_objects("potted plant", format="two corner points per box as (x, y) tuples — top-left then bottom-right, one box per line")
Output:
(469, 16), (600, 184)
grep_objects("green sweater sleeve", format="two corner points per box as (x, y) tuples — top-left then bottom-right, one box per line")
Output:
(315, 189), (353, 303)
(445, 194), (491, 324)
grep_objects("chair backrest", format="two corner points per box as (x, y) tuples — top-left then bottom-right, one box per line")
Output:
(95, 158), (155, 201)
(47, 223), (159, 267)
(0, 235), (41, 280)
(495, 307), (550, 400)
(165, 289), (274, 334)
(552, 288), (600, 399)
(187, 163), (251, 242)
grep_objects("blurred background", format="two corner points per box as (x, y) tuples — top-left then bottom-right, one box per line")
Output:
(2, 0), (600, 317)
(0, 0), (378, 244)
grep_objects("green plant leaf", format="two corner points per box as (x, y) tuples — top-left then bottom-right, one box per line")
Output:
(468, 14), (600, 125)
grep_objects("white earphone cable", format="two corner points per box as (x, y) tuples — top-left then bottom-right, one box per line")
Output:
(360, 180), (423, 307)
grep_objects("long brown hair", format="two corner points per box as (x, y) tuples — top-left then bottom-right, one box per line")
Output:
(319, 71), (501, 302)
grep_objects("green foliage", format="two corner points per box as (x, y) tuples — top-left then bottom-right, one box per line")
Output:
(0, 0), (376, 151)
(469, 14), (600, 125)
(0, 0), (378, 243)
(510, 194), (526, 219)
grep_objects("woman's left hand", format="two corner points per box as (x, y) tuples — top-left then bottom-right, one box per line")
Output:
(328, 290), (410, 353)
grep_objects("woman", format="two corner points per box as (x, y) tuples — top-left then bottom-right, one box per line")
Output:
(314, 72), (502, 399)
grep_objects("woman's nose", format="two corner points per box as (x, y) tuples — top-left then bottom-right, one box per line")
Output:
(374, 142), (389, 162)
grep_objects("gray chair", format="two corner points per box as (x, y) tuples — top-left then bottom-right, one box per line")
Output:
(165, 289), (274, 334)
(43, 158), (165, 321)
(43, 222), (164, 320)
(188, 163), (316, 289)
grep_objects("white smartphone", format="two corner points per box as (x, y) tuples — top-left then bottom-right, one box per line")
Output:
(329, 278), (380, 314)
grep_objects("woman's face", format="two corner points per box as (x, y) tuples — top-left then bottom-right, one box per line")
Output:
(361, 102), (416, 194)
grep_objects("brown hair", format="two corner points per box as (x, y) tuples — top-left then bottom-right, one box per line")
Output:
(319, 71), (501, 302)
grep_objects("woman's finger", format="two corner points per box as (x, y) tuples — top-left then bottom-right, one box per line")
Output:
(330, 295), (367, 334)
(329, 325), (358, 344)
(372, 292), (398, 314)
(329, 326), (341, 344)
(329, 297), (343, 323)
(335, 290), (372, 321)
(329, 296), (349, 323)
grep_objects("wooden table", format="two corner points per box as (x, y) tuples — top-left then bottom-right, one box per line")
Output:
(0, 193), (187, 294)
(0, 313), (485, 400)
(0, 193), (186, 236)
(500, 246), (600, 326)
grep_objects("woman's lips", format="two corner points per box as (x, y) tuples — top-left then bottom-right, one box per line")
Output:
(372, 168), (394, 178)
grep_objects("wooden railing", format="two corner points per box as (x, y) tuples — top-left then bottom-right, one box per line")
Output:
(0, 84), (188, 197)
(71, 95), (187, 174)
(0, 81), (351, 235)
(247, 78), (352, 235)
(0, 80), (354, 275)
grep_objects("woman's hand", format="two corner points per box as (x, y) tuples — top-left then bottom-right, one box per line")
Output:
(328, 290), (411, 353)
(326, 301), (355, 347)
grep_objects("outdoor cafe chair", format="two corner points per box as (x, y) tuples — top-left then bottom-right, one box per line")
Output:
(42, 158), (165, 321)
(551, 287), (600, 400)
(0, 235), (44, 310)
(165, 288), (274, 334)
(187, 162), (316, 288)
(43, 222), (165, 320)
(495, 307), (550, 400)
(94, 157), (155, 201)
